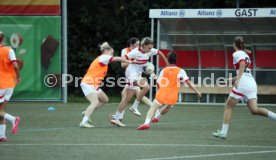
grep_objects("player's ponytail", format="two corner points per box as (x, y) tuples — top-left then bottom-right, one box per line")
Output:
(141, 37), (154, 46)
(234, 36), (251, 54)
(99, 42), (112, 53)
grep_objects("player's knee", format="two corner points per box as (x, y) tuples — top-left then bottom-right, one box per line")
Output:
(250, 108), (259, 115)
(102, 97), (109, 104)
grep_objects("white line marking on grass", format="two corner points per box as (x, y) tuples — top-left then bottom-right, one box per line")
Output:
(1, 143), (276, 149)
(135, 150), (276, 160)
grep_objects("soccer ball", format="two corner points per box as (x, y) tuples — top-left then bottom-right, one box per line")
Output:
(145, 62), (155, 75)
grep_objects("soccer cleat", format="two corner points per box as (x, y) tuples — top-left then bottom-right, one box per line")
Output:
(151, 117), (160, 123)
(79, 122), (94, 128)
(81, 111), (93, 124)
(212, 130), (227, 139)
(129, 107), (142, 116)
(110, 119), (126, 127)
(12, 117), (21, 134)
(137, 124), (150, 130)
(109, 114), (123, 126)
(0, 137), (7, 142)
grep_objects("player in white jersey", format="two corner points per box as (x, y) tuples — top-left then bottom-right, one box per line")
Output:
(110, 38), (152, 124)
(213, 36), (276, 139)
(111, 37), (168, 126)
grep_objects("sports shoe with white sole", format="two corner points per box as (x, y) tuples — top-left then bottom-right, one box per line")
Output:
(110, 119), (126, 127)
(137, 124), (150, 130)
(81, 111), (93, 124)
(12, 117), (21, 134)
(79, 122), (94, 128)
(129, 107), (142, 116)
(109, 114), (123, 126)
(212, 130), (227, 139)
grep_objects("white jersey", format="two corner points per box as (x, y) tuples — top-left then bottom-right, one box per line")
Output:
(98, 54), (113, 65)
(230, 50), (257, 102)
(233, 50), (251, 75)
(125, 47), (160, 83)
(157, 67), (189, 84)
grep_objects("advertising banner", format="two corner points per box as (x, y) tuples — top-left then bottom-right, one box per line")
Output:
(0, 0), (62, 100)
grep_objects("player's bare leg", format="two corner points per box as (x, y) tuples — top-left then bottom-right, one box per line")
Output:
(129, 78), (150, 116)
(137, 100), (161, 130)
(213, 96), (239, 139)
(152, 105), (173, 123)
(0, 102), (7, 141)
(80, 92), (99, 128)
(247, 99), (276, 119)
(112, 89), (136, 126)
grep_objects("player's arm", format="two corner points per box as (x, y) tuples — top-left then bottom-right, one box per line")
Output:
(185, 80), (201, 98)
(112, 57), (133, 64)
(158, 50), (168, 66)
(12, 62), (21, 84)
(121, 61), (129, 69)
(9, 50), (21, 83)
(180, 69), (201, 98)
(234, 60), (246, 88)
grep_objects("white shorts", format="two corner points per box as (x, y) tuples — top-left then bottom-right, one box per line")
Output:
(0, 88), (14, 103)
(125, 84), (140, 90)
(80, 83), (102, 96)
(126, 72), (143, 83)
(229, 73), (257, 102)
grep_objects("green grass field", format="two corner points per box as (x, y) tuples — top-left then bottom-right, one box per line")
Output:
(1, 102), (276, 160)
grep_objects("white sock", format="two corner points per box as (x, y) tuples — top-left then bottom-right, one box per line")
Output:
(132, 100), (140, 109)
(0, 124), (6, 138)
(221, 123), (229, 135)
(4, 113), (15, 123)
(154, 109), (161, 118)
(268, 111), (276, 119)
(81, 116), (89, 123)
(144, 118), (151, 125)
(115, 111), (122, 120)
(119, 111), (125, 120)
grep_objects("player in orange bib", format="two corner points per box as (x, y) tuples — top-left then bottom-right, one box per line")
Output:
(79, 42), (133, 128)
(0, 31), (21, 142)
(137, 52), (201, 130)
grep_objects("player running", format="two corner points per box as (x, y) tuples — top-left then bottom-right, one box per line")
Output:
(137, 51), (201, 130)
(79, 42), (133, 128)
(111, 37), (168, 126)
(110, 37), (152, 123)
(0, 31), (21, 142)
(213, 36), (276, 139)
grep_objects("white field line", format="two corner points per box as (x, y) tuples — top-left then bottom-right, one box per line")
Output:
(1, 143), (276, 149)
(135, 150), (276, 160)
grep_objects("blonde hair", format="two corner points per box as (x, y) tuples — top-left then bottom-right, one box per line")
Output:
(99, 42), (112, 53)
(141, 37), (154, 46)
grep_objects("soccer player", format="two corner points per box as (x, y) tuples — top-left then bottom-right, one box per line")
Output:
(111, 37), (152, 122)
(0, 31), (21, 142)
(79, 42), (133, 128)
(213, 36), (276, 139)
(137, 51), (201, 130)
(111, 37), (168, 126)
